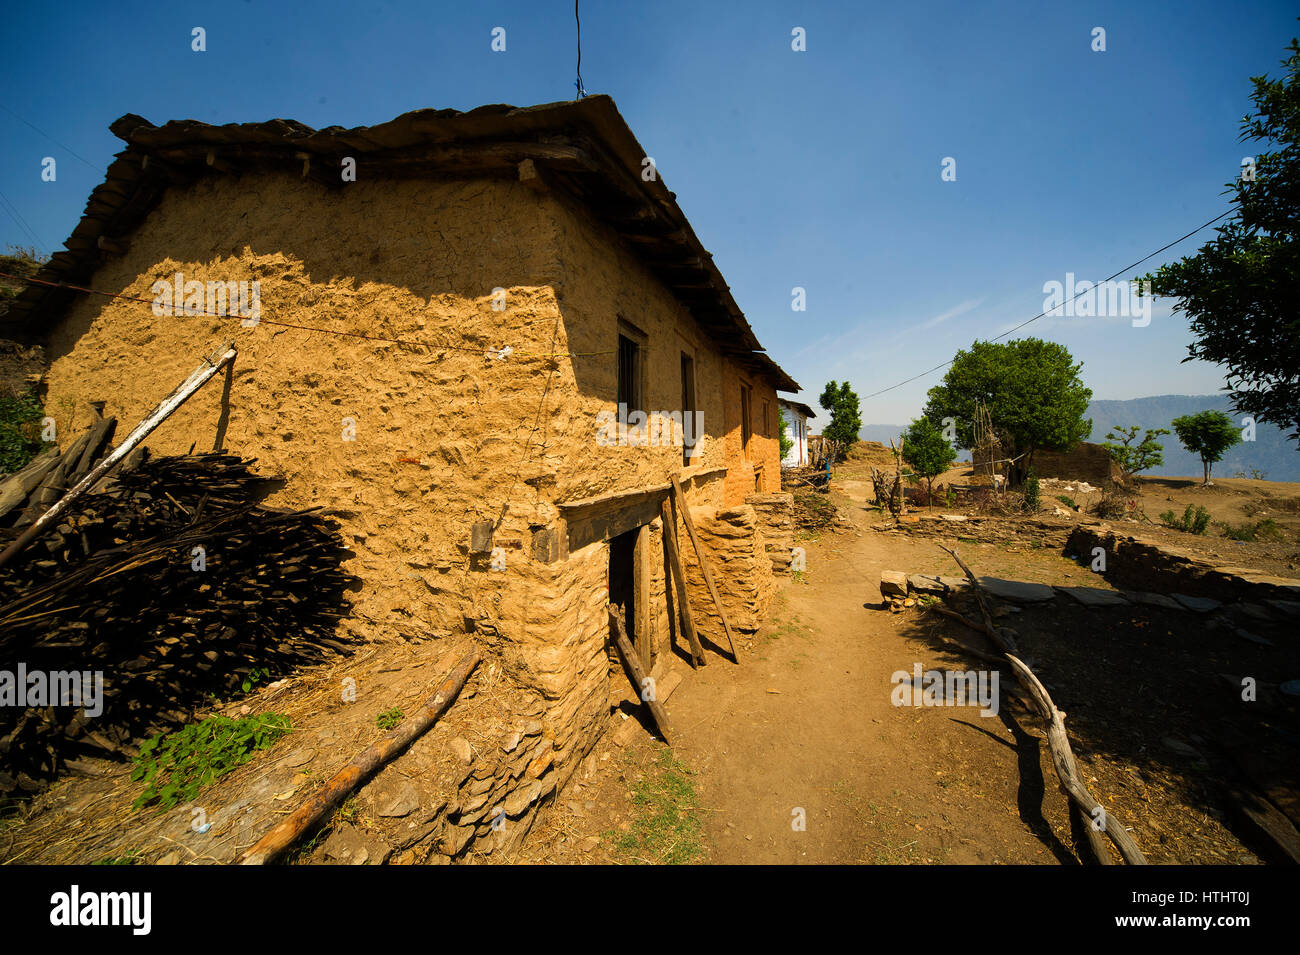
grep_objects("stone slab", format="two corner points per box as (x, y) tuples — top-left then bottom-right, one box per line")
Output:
(880, 571), (908, 598)
(976, 577), (1056, 603)
(1057, 586), (1129, 607)
(1173, 594), (1222, 613)
(907, 574), (946, 595)
(1128, 591), (1183, 610)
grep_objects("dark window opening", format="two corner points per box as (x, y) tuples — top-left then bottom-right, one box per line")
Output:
(680, 353), (696, 466)
(617, 334), (640, 424)
(740, 384), (752, 459)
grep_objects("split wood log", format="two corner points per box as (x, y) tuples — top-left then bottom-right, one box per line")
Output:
(669, 476), (738, 662)
(609, 607), (674, 745)
(0, 448), (61, 520)
(937, 544), (1145, 865)
(660, 499), (705, 667)
(235, 649), (481, 865)
(0, 342), (236, 570)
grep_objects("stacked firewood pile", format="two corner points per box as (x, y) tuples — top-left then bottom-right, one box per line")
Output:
(0, 426), (358, 796)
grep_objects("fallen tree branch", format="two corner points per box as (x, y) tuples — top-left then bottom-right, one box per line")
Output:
(937, 545), (1145, 865)
(235, 649), (481, 865)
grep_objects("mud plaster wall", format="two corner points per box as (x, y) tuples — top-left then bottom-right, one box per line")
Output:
(722, 360), (781, 506)
(975, 441), (1120, 486)
(40, 170), (783, 831)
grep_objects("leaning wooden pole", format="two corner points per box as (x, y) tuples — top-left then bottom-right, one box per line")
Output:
(660, 499), (706, 667)
(670, 476), (738, 662)
(938, 545), (1147, 865)
(609, 607), (674, 744)
(0, 341), (237, 570)
(236, 649), (481, 865)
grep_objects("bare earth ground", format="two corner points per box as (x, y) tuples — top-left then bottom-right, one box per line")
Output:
(5, 464), (1297, 865)
(520, 471), (1299, 865)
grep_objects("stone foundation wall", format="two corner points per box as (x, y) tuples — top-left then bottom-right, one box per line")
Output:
(1066, 524), (1300, 603)
(679, 504), (775, 641)
(746, 491), (795, 575)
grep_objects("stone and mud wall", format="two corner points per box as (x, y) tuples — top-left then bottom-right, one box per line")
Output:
(38, 170), (785, 858)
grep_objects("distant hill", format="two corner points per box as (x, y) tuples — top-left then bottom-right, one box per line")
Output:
(853, 396), (1299, 482)
(858, 424), (907, 446)
(1086, 395), (1298, 482)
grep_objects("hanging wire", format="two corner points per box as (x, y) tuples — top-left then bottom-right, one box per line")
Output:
(574, 0), (587, 99)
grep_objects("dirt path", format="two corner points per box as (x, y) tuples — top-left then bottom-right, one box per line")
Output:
(663, 494), (1077, 865)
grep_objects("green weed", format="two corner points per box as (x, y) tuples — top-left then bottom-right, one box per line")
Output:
(131, 713), (291, 811)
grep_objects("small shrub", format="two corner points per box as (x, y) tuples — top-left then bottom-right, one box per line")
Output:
(131, 713), (292, 811)
(240, 666), (270, 694)
(1160, 504), (1211, 535)
(1055, 494), (1077, 509)
(1021, 469), (1040, 513)
(376, 707), (404, 730)
(1222, 518), (1283, 542)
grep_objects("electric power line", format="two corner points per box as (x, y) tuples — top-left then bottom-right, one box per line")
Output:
(858, 208), (1234, 401)
(0, 187), (49, 255)
(0, 103), (100, 172)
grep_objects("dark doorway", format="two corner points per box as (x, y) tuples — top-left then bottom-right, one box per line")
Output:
(608, 528), (637, 650)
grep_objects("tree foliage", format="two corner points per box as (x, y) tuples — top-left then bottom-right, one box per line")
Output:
(1102, 425), (1170, 480)
(778, 408), (794, 460)
(1140, 36), (1300, 444)
(901, 417), (958, 506)
(1171, 410), (1242, 484)
(0, 390), (47, 475)
(923, 338), (1092, 484)
(818, 380), (862, 449)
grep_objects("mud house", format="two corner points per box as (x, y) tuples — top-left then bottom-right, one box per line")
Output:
(779, 398), (816, 467)
(2, 96), (798, 852)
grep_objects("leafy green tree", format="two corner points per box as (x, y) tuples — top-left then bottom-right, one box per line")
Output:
(1139, 37), (1300, 444)
(818, 380), (862, 449)
(778, 408), (794, 461)
(923, 338), (1092, 485)
(901, 417), (958, 507)
(1102, 425), (1170, 480)
(1171, 410), (1242, 485)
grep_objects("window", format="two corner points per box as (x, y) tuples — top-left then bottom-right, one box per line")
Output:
(740, 384), (752, 459)
(616, 319), (647, 428)
(617, 335), (640, 419)
(680, 353), (697, 466)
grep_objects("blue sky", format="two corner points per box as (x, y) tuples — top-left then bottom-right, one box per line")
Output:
(2, 0), (1296, 424)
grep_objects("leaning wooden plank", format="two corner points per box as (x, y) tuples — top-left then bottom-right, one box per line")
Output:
(670, 475), (738, 662)
(0, 342), (236, 570)
(66, 415), (117, 484)
(0, 447), (60, 520)
(660, 499), (706, 667)
(18, 430), (93, 524)
(938, 544), (1146, 865)
(1221, 775), (1300, 865)
(236, 649), (481, 865)
(609, 607), (673, 745)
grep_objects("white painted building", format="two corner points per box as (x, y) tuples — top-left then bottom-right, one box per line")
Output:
(778, 398), (816, 467)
